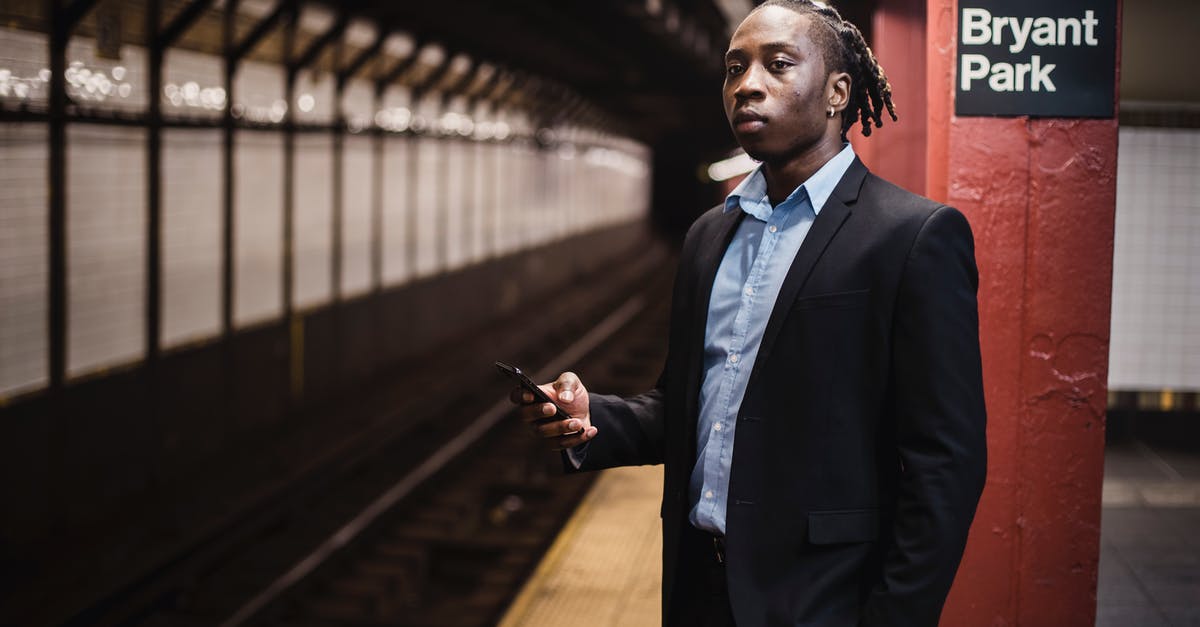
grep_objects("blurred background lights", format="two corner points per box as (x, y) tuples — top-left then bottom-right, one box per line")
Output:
(269, 99), (287, 123)
(162, 82), (226, 111)
(297, 93), (315, 113)
(706, 151), (758, 182)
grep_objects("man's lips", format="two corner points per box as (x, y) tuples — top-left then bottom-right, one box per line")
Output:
(732, 111), (766, 133)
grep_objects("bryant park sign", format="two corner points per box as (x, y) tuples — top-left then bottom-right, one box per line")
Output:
(955, 0), (1117, 117)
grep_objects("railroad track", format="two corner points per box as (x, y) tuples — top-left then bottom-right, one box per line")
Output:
(82, 245), (674, 627)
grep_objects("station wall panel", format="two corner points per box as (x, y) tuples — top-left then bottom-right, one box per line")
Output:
(161, 128), (222, 349)
(557, 152), (573, 237)
(518, 143), (539, 249)
(413, 136), (441, 277)
(381, 135), (410, 286)
(293, 133), (333, 309)
(63, 38), (147, 113)
(162, 47), (223, 122)
(0, 29), (48, 109)
(294, 69), (335, 125)
(444, 138), (469, 271)
(519, 145), (540, 249)
(0, 124), (48, 397)
(341, 135), (374, 297)
(341, 79), (374, 131)
(233, 60), (284, 124)
(66, 124), (146, 378)
(469, 141), (492, 263)
(495, 140), (516, 256)
(233, 131), (283, 327)
(1110, 127), (1200, 391)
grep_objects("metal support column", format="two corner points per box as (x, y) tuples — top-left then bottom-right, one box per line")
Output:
(146, 0), (163, 364)
(221, 0), (237, 336)
(282, 7), (299, 402)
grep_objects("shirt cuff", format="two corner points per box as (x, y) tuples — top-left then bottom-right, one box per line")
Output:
(564, 442), (589, 470)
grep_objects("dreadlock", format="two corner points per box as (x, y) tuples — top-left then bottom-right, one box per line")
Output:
(755, 0), (897, 140)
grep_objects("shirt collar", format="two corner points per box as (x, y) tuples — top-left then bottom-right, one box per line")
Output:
(723, 143), (857, 220)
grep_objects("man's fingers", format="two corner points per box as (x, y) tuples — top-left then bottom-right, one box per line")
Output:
(536, 418), (583, 438)
(508, 387), (535, 405)
(516, 402), (556, 424)
(553, 371), (581, 403)
(553, 426), (598, 450)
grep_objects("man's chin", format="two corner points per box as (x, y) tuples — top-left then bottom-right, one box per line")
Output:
(736, 143), (775, 165)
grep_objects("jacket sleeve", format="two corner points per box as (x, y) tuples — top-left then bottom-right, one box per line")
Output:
(564, 386), (667, 472)
(860, 206), (988, 627)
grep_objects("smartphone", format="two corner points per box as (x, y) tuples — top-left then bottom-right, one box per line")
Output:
(495, 361), (573, 423)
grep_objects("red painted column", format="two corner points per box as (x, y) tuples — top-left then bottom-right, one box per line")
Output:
(923, 2), (1121, 625)
(853, 0), (928, 196)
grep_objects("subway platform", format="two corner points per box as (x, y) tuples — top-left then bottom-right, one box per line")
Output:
(498, 439), (1200, 627)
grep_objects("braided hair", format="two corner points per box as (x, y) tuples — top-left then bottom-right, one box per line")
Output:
(755, 0), (897, 139)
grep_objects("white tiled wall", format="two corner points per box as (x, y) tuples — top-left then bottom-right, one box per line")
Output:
(163, 47), (224, 122)
(444, 139), (469, 271)
(342, 79), (375, 131)
(0, 124), (48, 397)
(494, 140), (516, 255)
(0, 30), (147, 113)
(294, 69), (335, 125)
(66, 124), (146, 378)
(293, 133), (333, 309)
(234, 131), (283, 327)
(381, 135), (410, 286)
(162, 128), (222, 348)
(469, 141), (493, 263)
(413, 136), (441, 277)
(65, 39), (149, 112)
(341, 135), (374, 297)
(0, 29), (49, 108)
(0, 24), (656, 388)
(234, 61), (285, 124)
(1109, 127), (1200, 391)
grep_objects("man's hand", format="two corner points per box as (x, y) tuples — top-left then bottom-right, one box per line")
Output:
(509, 371), (598, 451)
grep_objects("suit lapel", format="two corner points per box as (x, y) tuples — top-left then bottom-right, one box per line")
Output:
(741, 158), (868, 396)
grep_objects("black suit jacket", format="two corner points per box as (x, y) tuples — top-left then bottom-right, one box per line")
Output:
(574, 158), (987, 627)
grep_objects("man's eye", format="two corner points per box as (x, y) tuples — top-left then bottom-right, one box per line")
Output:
(769, 60), (792, 71)
(726, 64), (745, 76)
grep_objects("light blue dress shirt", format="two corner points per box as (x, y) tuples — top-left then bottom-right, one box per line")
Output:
(689, 144), (857, 535)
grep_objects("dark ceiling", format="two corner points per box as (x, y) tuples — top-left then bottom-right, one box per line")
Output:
(322, 0), (739, 155)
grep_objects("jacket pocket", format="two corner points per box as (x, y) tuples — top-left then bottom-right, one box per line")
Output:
(792, 288), (870, 311)
(807, 508), (880, 545)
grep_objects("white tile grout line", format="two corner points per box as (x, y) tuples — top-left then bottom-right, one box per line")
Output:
(221, 295), (647, 627)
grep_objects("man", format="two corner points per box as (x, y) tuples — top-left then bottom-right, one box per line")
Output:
(512, 2), (986, 625)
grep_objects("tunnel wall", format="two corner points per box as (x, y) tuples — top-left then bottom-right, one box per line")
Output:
(0, 215), (656, 586)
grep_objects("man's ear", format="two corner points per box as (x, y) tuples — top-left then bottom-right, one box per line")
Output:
(828, 71), (851, 113)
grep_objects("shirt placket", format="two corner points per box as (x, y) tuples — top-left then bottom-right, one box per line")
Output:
(704, 210), (784, 524)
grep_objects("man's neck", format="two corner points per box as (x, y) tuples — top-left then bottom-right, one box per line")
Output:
(761, 137), (844, 206)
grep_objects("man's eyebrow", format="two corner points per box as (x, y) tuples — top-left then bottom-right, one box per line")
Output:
(761, 41), (802, 53)
(725, 41), (801, 60)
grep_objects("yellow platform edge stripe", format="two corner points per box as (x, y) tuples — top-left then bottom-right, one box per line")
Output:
(499, 474), (608, 626)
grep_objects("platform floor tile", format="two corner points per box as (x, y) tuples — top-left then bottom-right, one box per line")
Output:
(499, 465), (664, 627)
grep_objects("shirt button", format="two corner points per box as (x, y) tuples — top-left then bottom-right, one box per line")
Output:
(705, 490), (714, 499)
(744, 286), (753, 296)
(714, 423), (723, 432)
(729, 354), (739, 364)
(768, 225), (778, 233)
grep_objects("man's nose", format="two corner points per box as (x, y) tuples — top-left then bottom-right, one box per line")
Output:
(733, 64), (766, 101)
